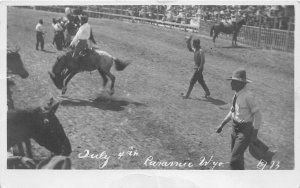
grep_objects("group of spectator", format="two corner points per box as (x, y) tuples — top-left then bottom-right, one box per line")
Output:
(90, 5), (294, 30)
(33, 5), (294, 30)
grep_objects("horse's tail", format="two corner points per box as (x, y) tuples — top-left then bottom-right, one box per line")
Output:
(210, 25), (214, 37)
(113, 58), (130, 71)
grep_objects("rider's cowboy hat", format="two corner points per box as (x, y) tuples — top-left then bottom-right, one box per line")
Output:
(226, 68), (252, 83)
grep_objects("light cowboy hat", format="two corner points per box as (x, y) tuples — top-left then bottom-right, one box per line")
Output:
(226, 68), (252, 83)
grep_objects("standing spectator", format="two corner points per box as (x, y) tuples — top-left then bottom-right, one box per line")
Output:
(51, 18), (57, 45)
(52, 18), (64, 50)
(182, 35), (210, 99)
(231, 11), (237, 29)
(216, 68), (262, 170)
(35, 19), (45, 51)
(65, 7), (71, 17)
(64, 15), (77, 47)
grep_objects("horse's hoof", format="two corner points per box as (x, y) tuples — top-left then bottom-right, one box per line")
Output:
(108, 90), (114, 96)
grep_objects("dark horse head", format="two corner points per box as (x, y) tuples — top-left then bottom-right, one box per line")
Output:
(7, 98), (72, 156)
(7, 48), (29, 79)
(48, 51), (73, 90)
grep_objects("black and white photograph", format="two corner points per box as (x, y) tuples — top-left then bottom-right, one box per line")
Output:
(1, 0), (299, 187)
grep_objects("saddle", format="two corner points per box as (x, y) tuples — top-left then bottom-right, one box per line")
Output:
(76, 48), (96, 72)
(79, 47), (93, 57)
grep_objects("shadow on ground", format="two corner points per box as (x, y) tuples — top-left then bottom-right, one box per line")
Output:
(220, 45), (250, 49)
(195, 96), (227, 106)
(41, 49), (57, 53)
(60, 94), (147, 111)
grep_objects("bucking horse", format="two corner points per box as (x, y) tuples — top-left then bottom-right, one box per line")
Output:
(49, 48), (131, 95)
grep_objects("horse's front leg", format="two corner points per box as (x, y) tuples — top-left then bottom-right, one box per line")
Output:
(233, 33), (238, 47)
(213, 35), (216, 47)
(62, 71), (77, 95)
(213, 34), (219, 47)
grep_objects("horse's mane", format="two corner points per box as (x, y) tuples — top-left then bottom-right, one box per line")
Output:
(55, 51), (72, 63)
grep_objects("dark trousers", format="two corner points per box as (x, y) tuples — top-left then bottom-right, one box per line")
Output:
(36, 32), (44, 50)
(54, 31), (64, 50)
(186, 68), (210, 97)
(230, 121), (254, 170)
(73, 40), (88, 59)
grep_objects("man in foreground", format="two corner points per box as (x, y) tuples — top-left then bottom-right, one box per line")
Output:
(216, 68), (262, 170)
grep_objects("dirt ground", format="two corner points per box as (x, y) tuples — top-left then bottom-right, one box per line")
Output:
(7, 7), (294, 170)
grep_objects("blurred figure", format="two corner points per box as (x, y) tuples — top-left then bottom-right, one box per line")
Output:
(65, 7), (71, 16)
(52, 18), (64, 50)
(35, 19), (45, 51)
(52, 18), (57, 45)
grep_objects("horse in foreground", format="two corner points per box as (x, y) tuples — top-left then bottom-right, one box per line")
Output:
(210, 18), (246, 47)
(7, 98), (72, 165)
(8, 154), (72, 169)
(7, 48), (29, 79)
(49, 49), (130, 95)
(7, 48), (32, 160)
(7, 48), (29, 109)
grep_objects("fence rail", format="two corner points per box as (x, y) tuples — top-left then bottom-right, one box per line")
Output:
(31, 6), (294, 53)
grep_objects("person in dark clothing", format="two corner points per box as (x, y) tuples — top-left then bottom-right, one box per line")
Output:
(35, 19), (45, 51)
(183, 35), (210, 99)
(52, 18), (64, 50)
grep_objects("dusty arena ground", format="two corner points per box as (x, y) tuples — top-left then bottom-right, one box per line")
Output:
(7, 7), (294, 170)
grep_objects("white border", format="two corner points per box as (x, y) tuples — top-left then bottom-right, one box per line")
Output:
(1, 1), (299, 188)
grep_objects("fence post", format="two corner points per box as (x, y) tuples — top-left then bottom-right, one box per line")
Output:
(257, 16), (262, 48)
(285, 22), (291, 52)
(157, 6), (159, 20)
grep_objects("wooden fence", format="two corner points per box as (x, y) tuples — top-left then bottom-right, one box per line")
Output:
(198, 20), (294, 52)
(31, 6), (294, 53)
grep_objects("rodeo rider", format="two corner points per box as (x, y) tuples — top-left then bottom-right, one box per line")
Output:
(69, 15), (96, 64)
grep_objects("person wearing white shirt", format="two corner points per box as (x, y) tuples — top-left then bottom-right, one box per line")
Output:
(216, 68), (262, 170)
(231, 12), (237, 30)
(69, 15), (93, 62)
(65, 7), (71, 16)
(52, 18), (64, 50)
(35, 19), (45, 50)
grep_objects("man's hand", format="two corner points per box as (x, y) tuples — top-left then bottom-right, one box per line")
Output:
(185, 35), (192, 44)
(216, 125), (223, 133)
(185, 35), (192, 41)
(69, 44), (75, 50)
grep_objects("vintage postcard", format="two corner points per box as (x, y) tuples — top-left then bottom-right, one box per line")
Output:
(1, 0), (299, 187)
